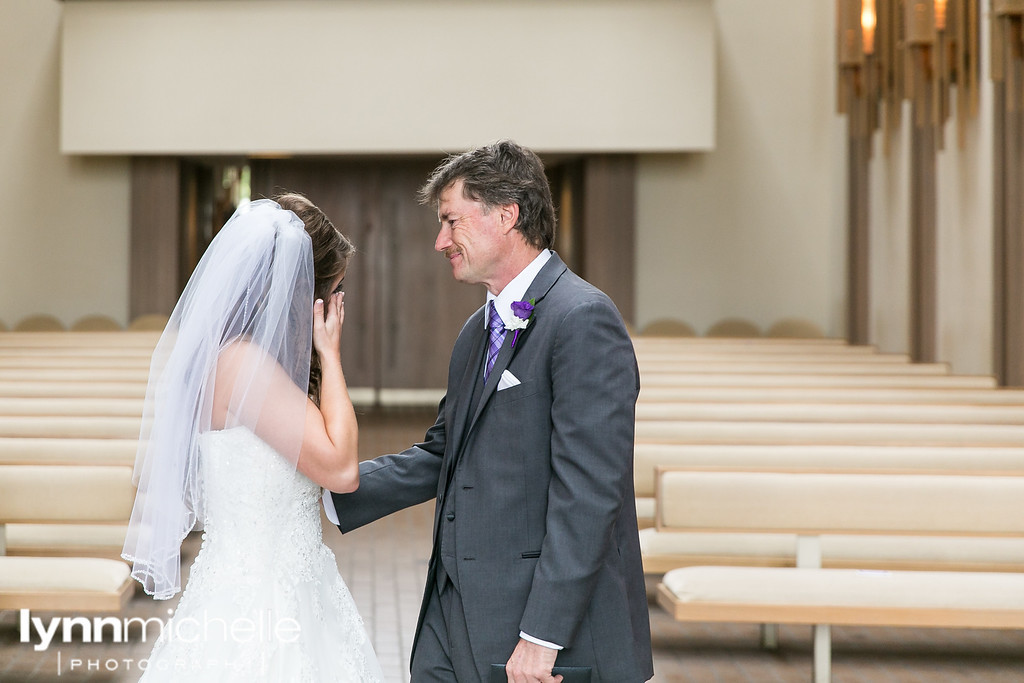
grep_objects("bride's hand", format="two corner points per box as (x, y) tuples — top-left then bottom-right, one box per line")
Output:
(313, 292), (345, 359)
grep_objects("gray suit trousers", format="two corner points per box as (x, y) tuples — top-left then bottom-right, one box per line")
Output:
(412, 572), (480, 683)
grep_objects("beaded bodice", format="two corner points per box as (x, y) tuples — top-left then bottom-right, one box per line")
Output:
(196, 427), (323, 582)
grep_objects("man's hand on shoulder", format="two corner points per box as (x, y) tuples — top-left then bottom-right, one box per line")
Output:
(503, 638), (563, 683)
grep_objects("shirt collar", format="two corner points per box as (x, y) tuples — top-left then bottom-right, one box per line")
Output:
(485, 249), (553, 328)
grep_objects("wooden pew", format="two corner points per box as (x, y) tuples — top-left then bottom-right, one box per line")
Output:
(638, 385), (1024, 404)
(633, 443), (1024, 532)
(632, 337), (851, 349)
(0, 397), (144, 417)
(635, 350), (913, 364)
(0, 356), (151, 369)
(638, 373), (996, 388)
(0, 465), (135, 612)
(635, 401), (1024, 424)
(634, 420), (1024, 446)
(0, 382), (147, 399)
(0, 331), (160, 348)
(0, 416), (141, 439)
(654, 470), (1024, 683)
(638, 361), (950, 375)
(0, 438), (137, 466)
(0, 368), (150, 382)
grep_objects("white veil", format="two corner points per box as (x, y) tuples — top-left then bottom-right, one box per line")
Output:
(122, 199), (314, 599)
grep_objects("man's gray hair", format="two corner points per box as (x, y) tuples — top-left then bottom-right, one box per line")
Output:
(419, 140), (556, 250)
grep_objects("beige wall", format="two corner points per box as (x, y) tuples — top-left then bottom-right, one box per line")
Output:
(61, 0), (714, 154)
(934, 45), (994, 376)
(636, 1), (846, 337)
(868, 103), (911, 354)
(0, 0), (130, 329)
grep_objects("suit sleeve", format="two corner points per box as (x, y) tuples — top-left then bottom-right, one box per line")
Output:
(518, 299), (639, 646)
(330, 396), (447, 533)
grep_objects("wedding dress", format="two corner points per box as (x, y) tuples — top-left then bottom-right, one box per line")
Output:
(139, 426), (383, 682)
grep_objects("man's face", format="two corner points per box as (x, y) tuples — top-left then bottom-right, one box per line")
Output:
(434, 179), (506, 289)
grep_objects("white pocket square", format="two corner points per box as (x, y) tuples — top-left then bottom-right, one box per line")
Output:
(497, 369), (521, 391)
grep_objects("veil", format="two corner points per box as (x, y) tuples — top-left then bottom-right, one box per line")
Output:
(122, 199), (314, 599)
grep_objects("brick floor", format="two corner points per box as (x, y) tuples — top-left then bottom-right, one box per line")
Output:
(2, 408), (1023, 681)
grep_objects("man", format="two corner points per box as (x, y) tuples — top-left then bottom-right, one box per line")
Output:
(328, 140), (652, 683)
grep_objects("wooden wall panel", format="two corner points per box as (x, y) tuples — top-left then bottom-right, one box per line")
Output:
(910, 122), (938, 362)
(130, 157), (180, 320)
(582, 155), (637, 325)
(994, 90), (1024, 385)
(846, 108), (871, 345)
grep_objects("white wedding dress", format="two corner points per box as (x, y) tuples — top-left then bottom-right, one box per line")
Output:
(140, 427), (383, 682)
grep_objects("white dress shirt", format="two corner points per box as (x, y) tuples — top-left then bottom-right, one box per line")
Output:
(323, 249), (561, 650)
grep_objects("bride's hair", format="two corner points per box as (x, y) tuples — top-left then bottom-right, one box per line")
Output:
(272, 192), (354, 405)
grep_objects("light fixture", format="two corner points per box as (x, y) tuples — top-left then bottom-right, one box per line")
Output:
(992, 0), (1024, 112)
(836, 0), (980, 150)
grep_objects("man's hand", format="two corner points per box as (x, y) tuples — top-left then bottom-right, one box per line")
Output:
(504, 638), (563, 683)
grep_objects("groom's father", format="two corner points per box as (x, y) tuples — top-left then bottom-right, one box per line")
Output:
(329, 140), (652, 683)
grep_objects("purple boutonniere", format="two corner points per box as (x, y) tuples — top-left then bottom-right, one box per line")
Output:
(507, 299), (536, 347)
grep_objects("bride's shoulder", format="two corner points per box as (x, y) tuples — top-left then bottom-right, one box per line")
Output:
(217, 337), (274, 369)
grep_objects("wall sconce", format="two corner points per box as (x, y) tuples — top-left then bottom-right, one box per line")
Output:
(992, 0), (1024, 112)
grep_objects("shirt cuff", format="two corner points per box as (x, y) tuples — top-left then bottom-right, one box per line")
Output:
(519, 631), (563, 650)
(322, 488), (340, 526)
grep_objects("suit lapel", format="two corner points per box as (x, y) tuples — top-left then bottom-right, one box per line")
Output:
(466, 253), (568, 430)
(439, 307), (488, 501)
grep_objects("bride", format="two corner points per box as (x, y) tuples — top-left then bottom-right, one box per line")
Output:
(122, 195), (383, 681)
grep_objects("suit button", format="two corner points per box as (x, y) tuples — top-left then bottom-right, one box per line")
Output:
(446, 513), (455, 521)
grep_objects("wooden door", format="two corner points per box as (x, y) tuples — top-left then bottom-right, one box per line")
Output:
(251, 159), (481, 393)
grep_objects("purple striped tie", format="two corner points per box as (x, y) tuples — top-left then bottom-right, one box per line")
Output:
(484, 302), (507, 382)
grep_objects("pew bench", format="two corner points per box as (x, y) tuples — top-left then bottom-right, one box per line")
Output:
(0, 416), (141, 439)
(638, 385), (1024, 404)
(0, 465), (136, 612)
(634, 420), (1024, 446)
(0, 368), (150, 382)
(0, 356), (151, 369)
(0, 331), (160, 348)
(633, 443), (1024, 529)
(638, 360), (950, 375)
(631, 337), (851, 350)
(0, 381), (147, 399)
(635, 400), (1024, 424)
(0, 397), (144, 417)
(0, 438), (137, 466)
(638, 372), (996, 388)
(654, 469), (1024, 682)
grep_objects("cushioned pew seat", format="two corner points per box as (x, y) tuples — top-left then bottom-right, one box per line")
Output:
(0, 464), (135, 612)
(5, 524), (128, 560)
(654, 470), (1024, 682)
(634, 420), (1024, 445)
(0, 438), (137, 466)
(0, 397), (144, 417)
(660, 566), (1024, 629)
(633, 443), (1024, 528)
(0, 556), (132, 611)
(0, 416), (141, 439)
(0, 381), (147, 398)
(641, 529), (1024, 574)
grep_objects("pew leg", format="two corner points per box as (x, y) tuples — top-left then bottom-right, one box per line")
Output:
(812, 623), (831, 683)
(759, 624), (779, 650)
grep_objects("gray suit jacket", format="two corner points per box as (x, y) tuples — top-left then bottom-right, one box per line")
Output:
(333, 253), (653, 682)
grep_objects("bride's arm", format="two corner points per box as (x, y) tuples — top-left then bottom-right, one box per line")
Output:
(212, 291), (358, 492)
(301, 291), (359, 492)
